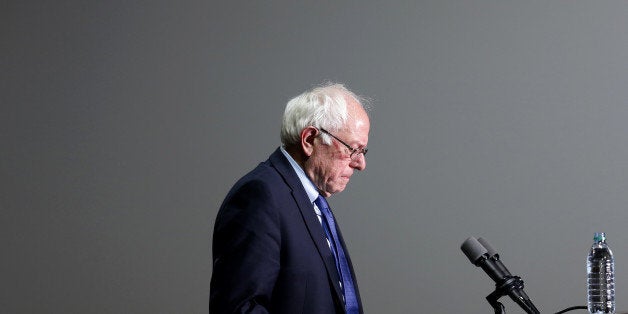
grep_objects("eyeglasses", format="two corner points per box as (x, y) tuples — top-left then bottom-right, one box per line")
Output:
(319, 128), (368, 160)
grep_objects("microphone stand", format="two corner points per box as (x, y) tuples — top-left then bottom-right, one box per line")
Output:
(485, 276), (539, 314)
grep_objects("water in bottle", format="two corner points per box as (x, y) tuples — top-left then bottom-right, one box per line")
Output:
(587, 232), (615, 314)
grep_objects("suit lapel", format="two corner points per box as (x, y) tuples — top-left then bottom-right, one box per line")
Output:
(268, 149), (346, 303)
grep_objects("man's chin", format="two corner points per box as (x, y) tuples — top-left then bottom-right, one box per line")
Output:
(327, 184), (348, 196)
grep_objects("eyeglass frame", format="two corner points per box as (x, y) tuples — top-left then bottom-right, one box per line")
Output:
(319, 128), (368, 160)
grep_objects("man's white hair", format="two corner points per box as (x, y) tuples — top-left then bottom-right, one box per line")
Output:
(280, 83), (367, 147)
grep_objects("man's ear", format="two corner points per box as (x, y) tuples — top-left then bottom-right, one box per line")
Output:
(300, 126), (318, 157)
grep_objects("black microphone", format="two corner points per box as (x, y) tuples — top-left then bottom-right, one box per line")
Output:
(461, 237), (540, 314)
(477, 237), (539, 313)
(477, 237), (511, 277)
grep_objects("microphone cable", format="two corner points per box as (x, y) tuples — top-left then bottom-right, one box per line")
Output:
(554, 305), (628, 314)
(554, 305), (586, 314)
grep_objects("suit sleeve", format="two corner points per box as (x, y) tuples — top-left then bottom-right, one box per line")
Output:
(210, 180), (281, 313)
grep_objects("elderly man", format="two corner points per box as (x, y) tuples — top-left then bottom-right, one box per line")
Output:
(210, 83), (370, 314)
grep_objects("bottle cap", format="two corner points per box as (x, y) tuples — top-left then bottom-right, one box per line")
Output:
(594, 232), (606, 242)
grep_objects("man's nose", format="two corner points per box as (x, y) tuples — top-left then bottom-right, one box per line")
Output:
(349, 154), (366, 171)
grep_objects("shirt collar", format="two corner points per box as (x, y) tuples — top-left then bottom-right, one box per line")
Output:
(280, 146), (319, 204)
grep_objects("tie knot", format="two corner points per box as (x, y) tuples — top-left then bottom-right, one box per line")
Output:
(315, 196), (335, 224)
(315, 195), (329, 211)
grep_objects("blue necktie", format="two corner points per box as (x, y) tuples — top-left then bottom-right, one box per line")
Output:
(315, 195), (359, 314)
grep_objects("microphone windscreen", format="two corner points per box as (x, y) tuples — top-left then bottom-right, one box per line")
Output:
(461, 237), (488, 264)
(477, 237), (498, 257)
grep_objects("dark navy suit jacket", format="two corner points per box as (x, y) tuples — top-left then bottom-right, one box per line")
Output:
(210, 148), (363, 313)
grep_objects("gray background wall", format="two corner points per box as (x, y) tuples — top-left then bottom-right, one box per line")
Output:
(4, 1), (628, 313)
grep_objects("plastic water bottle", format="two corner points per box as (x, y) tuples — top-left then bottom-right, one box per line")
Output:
(587, 232), (615, 314)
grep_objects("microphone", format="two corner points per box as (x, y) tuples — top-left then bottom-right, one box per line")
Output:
(461, 237), (540, 314)
(477, 237), (511, 277)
